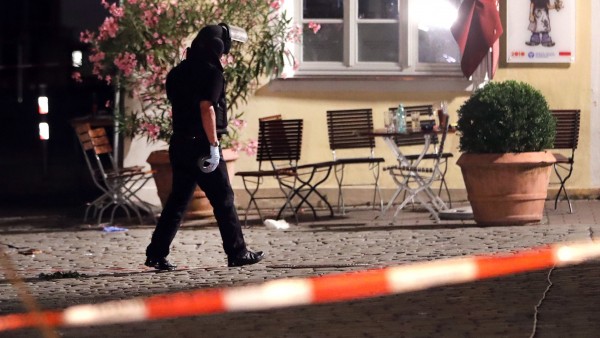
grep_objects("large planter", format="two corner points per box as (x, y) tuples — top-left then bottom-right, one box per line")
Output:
(147, 148), (239, 219)
(456, 152), (556, 226)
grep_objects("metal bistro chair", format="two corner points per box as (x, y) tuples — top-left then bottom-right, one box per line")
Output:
(383, 109), (451, 222)
(550, 109), (581, 213)
(389, 105), (454, 207)
(74, 123), (155, 225)
(236, 118), (303, 225)
(326, 108), (385, 214)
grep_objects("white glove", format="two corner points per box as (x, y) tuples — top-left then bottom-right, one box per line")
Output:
(199, 145), (220, 173)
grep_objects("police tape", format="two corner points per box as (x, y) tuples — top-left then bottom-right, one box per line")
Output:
(1, 240), (599, 332)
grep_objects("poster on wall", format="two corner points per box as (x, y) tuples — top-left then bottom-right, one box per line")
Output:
(506, 0), (575, 63)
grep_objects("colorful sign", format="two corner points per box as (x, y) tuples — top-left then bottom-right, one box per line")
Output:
(506, 0), (575, 63)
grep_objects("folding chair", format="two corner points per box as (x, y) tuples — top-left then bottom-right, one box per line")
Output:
(236, 119), (303, 225)
(550, 109), (580, 213)
(389, 105), (454, 207)
(74, 123), (155, 225)
(383, 109), (451, 222)
(326, 108), (385, 214)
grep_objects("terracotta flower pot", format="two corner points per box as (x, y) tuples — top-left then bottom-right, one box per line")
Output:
(146, 148), (239, 219)
(456, 152), (556, 226)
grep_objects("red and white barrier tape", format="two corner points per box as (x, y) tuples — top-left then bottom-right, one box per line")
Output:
(1, 240), (599, 332)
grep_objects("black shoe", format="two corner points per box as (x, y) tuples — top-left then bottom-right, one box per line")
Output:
(145, 257), (177, 271)
(227, 250), (265, 267)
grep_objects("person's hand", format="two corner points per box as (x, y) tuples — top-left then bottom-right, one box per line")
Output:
(199, 145), (220, 173)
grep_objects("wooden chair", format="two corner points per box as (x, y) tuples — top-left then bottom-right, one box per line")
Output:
(550, 109), (581, 213)
(326, 108), (385, 214)
(389, 105), (454, 207)
(236, 118), (336, 225)
(236, 119), (303, 225)
(74, 123), (155, 225)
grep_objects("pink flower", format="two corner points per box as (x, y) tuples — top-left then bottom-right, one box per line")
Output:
(141, 122), (161, 140)
(221, 54), (235, 67)
(105, 100), (112, 108)
(104, 75), (112, 85)
(143, 10), (159, 27)
(308, 22), (321, 34)
(89, 51), (105, 63)
(98, 17), (119, 40)
(244, 139), (258, 156)
(127, 0), (138, 4)
(286, 25), (302, 43)
(71, 72), (82, 83)
(232, 118), (247, 130)
(270, 0), (283, 10)
(113, 52), (138, 76)
(79, 30), (95, 43)
(109, 3), (124, 18)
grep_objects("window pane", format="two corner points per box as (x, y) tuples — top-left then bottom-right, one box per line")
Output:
(303, 0), (343, 19)
(418, 29), (460, 64)
(414, 0), (461, 64)
(358, 0), (398, 19)
(303, 23), (343, 62)
(357, 24), (398, 62)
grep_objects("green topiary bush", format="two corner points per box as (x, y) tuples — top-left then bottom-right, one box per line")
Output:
(457, 80), (556, 153)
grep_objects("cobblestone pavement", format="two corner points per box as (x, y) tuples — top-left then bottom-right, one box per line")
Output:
(1, 200), (599, 338)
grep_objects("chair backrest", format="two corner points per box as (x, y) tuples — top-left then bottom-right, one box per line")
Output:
(256, 119), (303, 169)
(74, 124), (117, 179)
(436, 108), (451, 159)
(87, 127), (114, 156)
(75, 123), (113, 155)
(259, 114), (283, 122)
(326, 109), (376, 153)
(389, 105), (436, 147)
(551, 109), (580, 150)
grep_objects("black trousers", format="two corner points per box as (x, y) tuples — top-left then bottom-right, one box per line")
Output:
(146, 136), (247, 259)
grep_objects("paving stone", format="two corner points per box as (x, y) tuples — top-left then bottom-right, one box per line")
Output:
(1, 201), (600, 337)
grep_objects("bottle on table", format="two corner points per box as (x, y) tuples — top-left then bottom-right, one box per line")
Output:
(396, 103), (406, 133)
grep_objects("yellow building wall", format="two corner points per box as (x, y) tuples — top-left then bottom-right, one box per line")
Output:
(230, 0), (596, 204)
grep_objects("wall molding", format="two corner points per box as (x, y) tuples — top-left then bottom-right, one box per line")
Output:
(592, 0), (600, 187)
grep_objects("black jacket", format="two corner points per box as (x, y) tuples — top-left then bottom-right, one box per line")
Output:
(166, 57), (227, 139)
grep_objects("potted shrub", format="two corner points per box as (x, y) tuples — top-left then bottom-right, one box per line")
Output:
(456, 80), (556, 225)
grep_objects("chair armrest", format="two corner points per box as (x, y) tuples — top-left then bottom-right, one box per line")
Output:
(334, 157), (385, 165)
(236, 168), (297, 177)
(552, 152), (572, 164)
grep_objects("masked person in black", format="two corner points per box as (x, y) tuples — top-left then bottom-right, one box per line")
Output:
(144, 23), (264, 270)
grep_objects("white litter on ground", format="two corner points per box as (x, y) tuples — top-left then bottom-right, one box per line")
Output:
(264, 219), (290, 230)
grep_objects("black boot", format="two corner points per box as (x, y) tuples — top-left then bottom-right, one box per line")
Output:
(145, 257), (177, 271)
(227, 250), (265, 267)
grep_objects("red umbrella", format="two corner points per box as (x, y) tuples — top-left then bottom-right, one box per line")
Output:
(451, 0), (503, 78)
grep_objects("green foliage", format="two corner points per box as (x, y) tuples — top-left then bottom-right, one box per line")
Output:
(78, 0), (295, 150)
(457, 80), (556, 153)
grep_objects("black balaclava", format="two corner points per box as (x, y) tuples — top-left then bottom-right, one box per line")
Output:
(188, 24), (231, 69)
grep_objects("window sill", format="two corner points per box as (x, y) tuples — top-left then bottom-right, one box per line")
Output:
(267, 75), (475, 93)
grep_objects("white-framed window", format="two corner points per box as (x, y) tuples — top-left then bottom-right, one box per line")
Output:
(294, 0), (463, 77)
